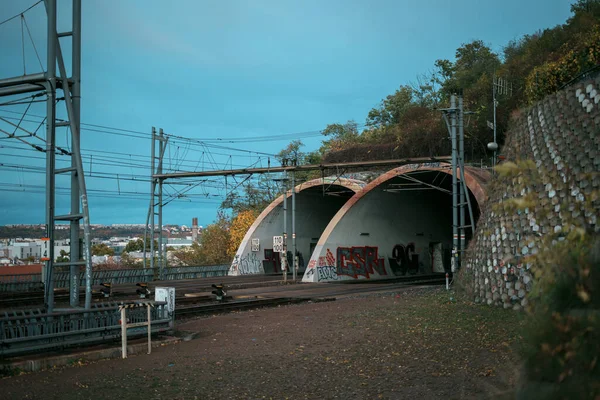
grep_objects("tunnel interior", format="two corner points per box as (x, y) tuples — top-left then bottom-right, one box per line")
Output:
(231, 183), (357, 275)
(385, 170), (481, 273)
(388, 170), (481, 243)
(304, 170), (481, 282)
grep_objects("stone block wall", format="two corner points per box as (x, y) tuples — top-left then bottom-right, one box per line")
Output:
(463, 72), (600, 309)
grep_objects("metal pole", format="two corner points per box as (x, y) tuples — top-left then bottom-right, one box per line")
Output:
(53, 28), (93, 310)
(150, 128), (156, 274)
(458, 94), (465, 267)
(69, 0), (82, 307)
(450, 94), (458, 272)
(44, 0), (57, 313)
(282, 171), (288, 281)
(144, 128), (156, 269)
(147, 305), (152, 355)
(158, 129), (164, 279)
(493, 83), (497, 167)
(291, 171), (296, 281)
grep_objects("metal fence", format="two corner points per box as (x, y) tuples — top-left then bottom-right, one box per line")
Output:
(0, 265), (230, 292)
(0, 274), (43, 292)
(0, 301), (171, 357)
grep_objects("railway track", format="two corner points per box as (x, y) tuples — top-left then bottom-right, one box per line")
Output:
(176, 297), (309, 318)
(0, 275), (296, 309)
(0, 274), (445, 310)
(172, 274), (446, 319)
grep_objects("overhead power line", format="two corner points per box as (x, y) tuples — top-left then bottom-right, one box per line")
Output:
(0, 109), (340, 145)
(0, 0), (42, 26)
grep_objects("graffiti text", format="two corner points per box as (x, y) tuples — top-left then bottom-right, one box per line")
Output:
(232, 252), (262, 275)
(317, 266), (338, 281)
(336, 246), (386, 279)
(389, 243), (419, 276)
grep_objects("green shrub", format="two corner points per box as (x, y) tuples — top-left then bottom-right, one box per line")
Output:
(519, 232), (600, 399)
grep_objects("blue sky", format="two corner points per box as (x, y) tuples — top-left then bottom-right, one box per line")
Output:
(0, 0), (572, 226)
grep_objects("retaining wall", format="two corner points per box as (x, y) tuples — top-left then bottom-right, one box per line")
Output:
(463, 73), (600, 308)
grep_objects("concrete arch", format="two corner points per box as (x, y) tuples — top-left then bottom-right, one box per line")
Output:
(229, 177), (366, 275)
(302, 163), (490, 283)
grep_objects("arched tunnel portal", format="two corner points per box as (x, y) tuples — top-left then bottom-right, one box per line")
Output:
(302, 163), (490, 282)
(229, 177), (366, 275)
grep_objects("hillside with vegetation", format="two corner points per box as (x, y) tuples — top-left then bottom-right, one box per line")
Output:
(190, 0), (600, 268)
(310, 1), (599, 165)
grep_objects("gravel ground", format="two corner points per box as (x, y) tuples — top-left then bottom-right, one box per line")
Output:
(0, 287), (524, 400)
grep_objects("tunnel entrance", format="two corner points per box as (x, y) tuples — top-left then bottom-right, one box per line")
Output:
(229, 178), (364, 275)
(303, 165), (487, 283)
(383, 170), (481, 275)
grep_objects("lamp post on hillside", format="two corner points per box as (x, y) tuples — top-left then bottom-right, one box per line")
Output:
(490, 76), (513, 168)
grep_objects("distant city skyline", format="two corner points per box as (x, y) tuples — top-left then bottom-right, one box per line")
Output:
(0, 0), (573, 226)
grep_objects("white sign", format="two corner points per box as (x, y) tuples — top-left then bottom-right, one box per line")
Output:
(41, 238), (49, 261)
(251, 238), (260, 252)
(273, 235), (284, 253)
(154, 287), (176, 313)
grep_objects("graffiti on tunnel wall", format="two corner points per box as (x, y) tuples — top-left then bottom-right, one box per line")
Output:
(317, 265), (338, 281)
(306, 249), (339, 282)
(307, 246), (387, 281)
(389, 243), (419, 276)
(318, 249), (335, 268)
(261, 248), (306, 274)
(336, 246), (387, 279)
(231, 252), (262, 275)
(307, 243), (427, 281)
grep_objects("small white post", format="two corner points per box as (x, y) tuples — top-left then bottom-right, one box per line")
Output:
(121, 307), (127, 359)
(147, 304), (152, 355)
(445, 273), (450, 290)
(282, 253), (287, 283)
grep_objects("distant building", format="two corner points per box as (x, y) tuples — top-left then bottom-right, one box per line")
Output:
(166, 238), (194, 248)
(9, 241), (42, 260)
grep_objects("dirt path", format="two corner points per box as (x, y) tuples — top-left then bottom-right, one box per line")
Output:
(0, 287), (524, 399)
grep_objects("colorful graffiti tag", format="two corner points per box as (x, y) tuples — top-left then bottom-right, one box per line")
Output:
(307, 243), (426, 282)
(336, 246), (386, 279)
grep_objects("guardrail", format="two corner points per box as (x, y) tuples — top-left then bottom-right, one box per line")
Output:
(0, 301), (172, 357)
(0, 265), (230, 292)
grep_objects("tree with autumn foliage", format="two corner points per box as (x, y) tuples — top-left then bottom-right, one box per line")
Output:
(171, 211), (231, 266)
(196, 211), (231, 265)
(228, 209), (259, 257)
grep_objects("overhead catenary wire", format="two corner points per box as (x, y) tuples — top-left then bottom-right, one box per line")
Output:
(0, 162), (228, 189)
(0, 104), (323, 220)
(0, 112), (280, 159)
(0, 184), (227, 204)
(0, 0), (43, 26)
(0, 109), (338, 145)
(1, 140), (263, 172)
